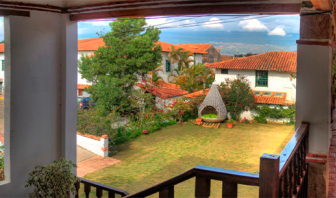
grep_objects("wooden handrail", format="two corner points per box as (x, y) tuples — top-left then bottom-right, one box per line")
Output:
(75, 177), (129, 197)
(125, 165), (259, 198)
(278, 123), (309, 177)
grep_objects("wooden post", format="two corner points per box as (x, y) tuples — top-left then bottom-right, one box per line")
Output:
(222, 181), (237, 198)
(259, 153), (280, 198)
(159, 186), (174, 198)
(195, 176), (211, 198)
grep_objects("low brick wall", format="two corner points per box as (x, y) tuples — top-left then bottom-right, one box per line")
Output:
(77, 132), (109, 157)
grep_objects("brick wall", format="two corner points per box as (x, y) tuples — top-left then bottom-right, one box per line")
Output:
(329, 134), (336, 197)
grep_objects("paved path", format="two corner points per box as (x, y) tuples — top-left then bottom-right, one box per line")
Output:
(77, 146), (97, 162)
(77, 156), (120, 177)
(77, 146), (120, 177)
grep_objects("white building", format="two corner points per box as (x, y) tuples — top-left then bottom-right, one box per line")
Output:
(206, 51), (297, 102)
(77, 38), (206, 95)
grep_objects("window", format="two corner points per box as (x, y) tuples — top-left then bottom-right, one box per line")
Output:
(256, 70), (268, 87)
(221, 69), (228, 74)
(2, 60), (4, 71)
(166, 60), (171, 72)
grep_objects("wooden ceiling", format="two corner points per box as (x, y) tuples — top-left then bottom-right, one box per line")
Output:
(0, 0), (302, 21)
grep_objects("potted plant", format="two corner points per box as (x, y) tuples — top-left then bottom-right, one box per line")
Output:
(25, 158), (79, 198)
(143, 130), (148, 135)
(196, 117), (203, 125)
(227, 119), (234, 128)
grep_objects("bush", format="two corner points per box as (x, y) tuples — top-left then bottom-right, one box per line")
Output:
(219, 75), (256, 121)
(24, 158), (79, 198)
(165, 98), (191, 124)
(253, 105), (296, 124)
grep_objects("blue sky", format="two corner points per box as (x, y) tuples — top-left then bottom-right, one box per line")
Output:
(78, 15), (300, 55)
(0, 15), (300, 55)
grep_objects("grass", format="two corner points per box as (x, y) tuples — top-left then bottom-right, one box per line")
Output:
(202, 114), (218, 119)
(82, 122), (295, 198)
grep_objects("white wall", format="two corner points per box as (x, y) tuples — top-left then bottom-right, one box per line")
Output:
(0, 11), (77, 197)
(214, 69), (296, 101)
(77, 134), (108, 157)
(296, 43), (331, 154)
(77, 51), (94, 85)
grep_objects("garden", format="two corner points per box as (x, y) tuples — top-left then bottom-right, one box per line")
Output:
(82, 122), (295, 197)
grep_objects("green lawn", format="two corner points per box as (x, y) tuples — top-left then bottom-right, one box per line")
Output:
(83, 122), (295, 198)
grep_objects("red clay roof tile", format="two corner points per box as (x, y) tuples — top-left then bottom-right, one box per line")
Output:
(206, 51), (297, 73)
(176, 44), (211, 54)
(78, 84), (91, 90)
(137, 82), (188, 99)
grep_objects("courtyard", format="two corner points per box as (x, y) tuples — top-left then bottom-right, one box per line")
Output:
(82, 122), (294, 197)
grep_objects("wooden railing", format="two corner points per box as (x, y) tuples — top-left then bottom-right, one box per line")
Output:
(76, 122), (309, 198)
(75, 177), (129, 198)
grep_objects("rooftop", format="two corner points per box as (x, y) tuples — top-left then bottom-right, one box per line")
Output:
(206, 51), (297, 73)
(137, 82), (188, 99)
(77, 38), (208, 54)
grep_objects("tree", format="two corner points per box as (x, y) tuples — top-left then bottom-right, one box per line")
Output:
(168, 68), (181, 83)
(195, 63), (215, 95)
(148, 66), (164, 86)
(178, 51), (194, 70)
(219, 75), (256, 120)
(79, 17), (162, 113)
(168, 46), (182, 65)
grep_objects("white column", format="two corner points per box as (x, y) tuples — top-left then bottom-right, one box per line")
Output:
(0, 11), (77, 197)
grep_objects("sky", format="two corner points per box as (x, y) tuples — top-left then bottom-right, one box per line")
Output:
(0, 15), (300, 56)
(78, 15), (300, 55)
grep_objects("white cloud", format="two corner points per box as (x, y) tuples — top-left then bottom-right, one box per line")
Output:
(91, 21), (111, 26)
(146, 18), (168, 26)
(268, 26), (286, 36)
(78, 28), (88, 36)
(239, 18), (269, 32)
(203, 17), (224, 29)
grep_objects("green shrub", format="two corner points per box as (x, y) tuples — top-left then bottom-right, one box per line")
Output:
(253, 105), (295, 124)
(24, 158), (79, 198)
(219, 75), (256, 121)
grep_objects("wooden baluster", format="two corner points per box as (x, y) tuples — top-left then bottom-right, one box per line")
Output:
(288, 161), (293, 197)
(279, 177), (284, 198)
(75, 181), (80, 198)
(259, 154), (280, 198)
(296, 151), (300, 185)
(84, 183), (91, 198)
(195, 176), (211, 198)
(96, 187), (103, 198)
(301, 145), (305, 177)
(222, 181), (237, 198)
(159, 186), (174, 198)
(283, 168), (289, 198)
(108, 190), (116, 198)
(292, 153), (298, 195)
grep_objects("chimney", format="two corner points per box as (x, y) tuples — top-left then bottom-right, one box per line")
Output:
(217, 48), (220, 52)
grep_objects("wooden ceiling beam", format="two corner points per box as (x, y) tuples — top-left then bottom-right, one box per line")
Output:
(70, 3), (301, 21)
(311, 0), (332, 11)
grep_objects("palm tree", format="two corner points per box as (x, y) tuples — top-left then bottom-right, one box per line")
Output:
(176, 66), (199, 93)
(168, 46), (183, 65)
(195, 63), (215, 95)
(148, 66), (164, 86)
(167, 68), (182, 83)
(178, 51), (194, 70)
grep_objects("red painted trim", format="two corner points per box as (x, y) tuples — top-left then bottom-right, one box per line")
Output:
(296, 40), (331, 46)
(306, 153), (328, 159)
(306, 158), (327, 164)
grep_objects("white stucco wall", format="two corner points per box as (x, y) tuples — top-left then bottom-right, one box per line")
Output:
(0, 11), (77, 197)
(77, 134), (108, 157)
(214, 69), (296, 101)
(296, 43), (331, 154)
